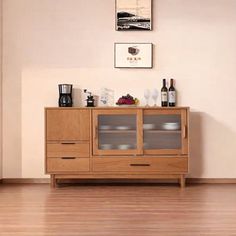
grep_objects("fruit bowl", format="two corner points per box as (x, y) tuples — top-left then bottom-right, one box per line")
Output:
(116, 94), (139, 106)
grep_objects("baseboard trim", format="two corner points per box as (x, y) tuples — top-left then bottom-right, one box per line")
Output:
(1, 178), (236, 184)
(2, 178), (50, 184)
(187, 178), (236, 184)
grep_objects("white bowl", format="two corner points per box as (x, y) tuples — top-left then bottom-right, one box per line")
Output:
(117, 144), (132, 150)
(100, 125), (112, 130)
(162, 122), (180, 130)
(100, 144), (113, 150)
(143, 124), (156, 130)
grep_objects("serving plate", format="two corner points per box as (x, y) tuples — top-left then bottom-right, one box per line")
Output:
(117, 144), (132, 150)
(100, 144), (114, 150)
(116, 126), (132, 130)
(116, 104), (137, 107)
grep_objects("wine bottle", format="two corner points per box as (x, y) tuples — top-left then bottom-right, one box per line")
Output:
(161, 79), (168, 107)
(169, 78), (176, 107)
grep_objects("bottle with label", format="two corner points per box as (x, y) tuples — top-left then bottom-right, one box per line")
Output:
(161, 79), (168, 107)
(168, 78), (176, 107)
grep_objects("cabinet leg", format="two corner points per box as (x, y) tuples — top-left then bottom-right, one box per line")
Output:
(51, 175), (56, 188)
(180, 175), (185, 188)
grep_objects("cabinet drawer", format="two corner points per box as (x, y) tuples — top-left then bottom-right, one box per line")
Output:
(47, 158), (89, 172)
(93, 157), (188, 172)
(47, 143), (89, 158)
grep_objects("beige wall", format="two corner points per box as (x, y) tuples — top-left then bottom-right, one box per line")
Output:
(2, 0), (236, 178)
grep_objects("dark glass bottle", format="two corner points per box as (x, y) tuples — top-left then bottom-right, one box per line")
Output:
(168, 78), (176, 107)
(161, 79), (168, 107)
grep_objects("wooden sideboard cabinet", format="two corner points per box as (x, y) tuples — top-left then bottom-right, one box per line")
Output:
(45, 107), (189, 187)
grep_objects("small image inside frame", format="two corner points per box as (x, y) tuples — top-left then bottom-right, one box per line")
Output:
(116, 0), (152, 31)
(114, 43), (153, 68)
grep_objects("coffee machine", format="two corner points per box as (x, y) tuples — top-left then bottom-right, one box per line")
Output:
(58, 84), (73, 107)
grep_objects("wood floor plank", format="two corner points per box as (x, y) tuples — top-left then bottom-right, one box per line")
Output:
(0, 184), (236, 235)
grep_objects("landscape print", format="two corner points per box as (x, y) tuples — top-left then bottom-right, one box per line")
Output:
(116, 0), (152, 31)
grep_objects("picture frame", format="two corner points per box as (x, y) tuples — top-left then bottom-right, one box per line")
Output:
(114, 43), (153, 68)
(115, 0), (152, 31)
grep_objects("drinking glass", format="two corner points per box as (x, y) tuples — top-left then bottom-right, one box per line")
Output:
(152, 89), (159, 106)
(144, 89), (150, 107)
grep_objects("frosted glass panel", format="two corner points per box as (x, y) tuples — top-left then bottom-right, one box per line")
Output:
(144, 133), (181, 149)
(98, 115), (137, 150)
(144, 115), (181, 130)
(143, 114), (181, 150)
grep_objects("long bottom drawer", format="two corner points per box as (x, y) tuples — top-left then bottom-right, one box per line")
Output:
(93, 157), (188, 172)
(47, 158), (89, 172)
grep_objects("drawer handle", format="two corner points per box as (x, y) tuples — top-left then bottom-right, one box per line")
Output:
(61, 142), (76, 145)
(182, 125), (187, 139)
(61, 157), (76, 160)
(95, 125), (98, 139)
(130, 164), (150, 167)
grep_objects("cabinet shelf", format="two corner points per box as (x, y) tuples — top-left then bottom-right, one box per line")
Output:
(99, 130), (181, 134)
(143, 130), (181, 134)
(99, 130), (136, 134)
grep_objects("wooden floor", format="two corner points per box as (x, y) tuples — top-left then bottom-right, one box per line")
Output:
(0, 183), (236, 236)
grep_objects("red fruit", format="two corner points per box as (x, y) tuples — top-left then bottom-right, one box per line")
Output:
(116, 95), (136, 105)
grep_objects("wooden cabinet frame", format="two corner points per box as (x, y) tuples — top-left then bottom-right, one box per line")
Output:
(45, 107), (189, 188)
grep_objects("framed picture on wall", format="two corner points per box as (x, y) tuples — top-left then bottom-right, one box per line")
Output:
(115, 0), (152, 31)
(114, 43), (153, 68)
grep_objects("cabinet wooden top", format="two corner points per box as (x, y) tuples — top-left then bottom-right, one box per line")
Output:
(45, 106), (189, 110)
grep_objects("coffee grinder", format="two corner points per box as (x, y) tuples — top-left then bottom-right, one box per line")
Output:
(58, 84), (73, 107)
(84, 89), (95, 107)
